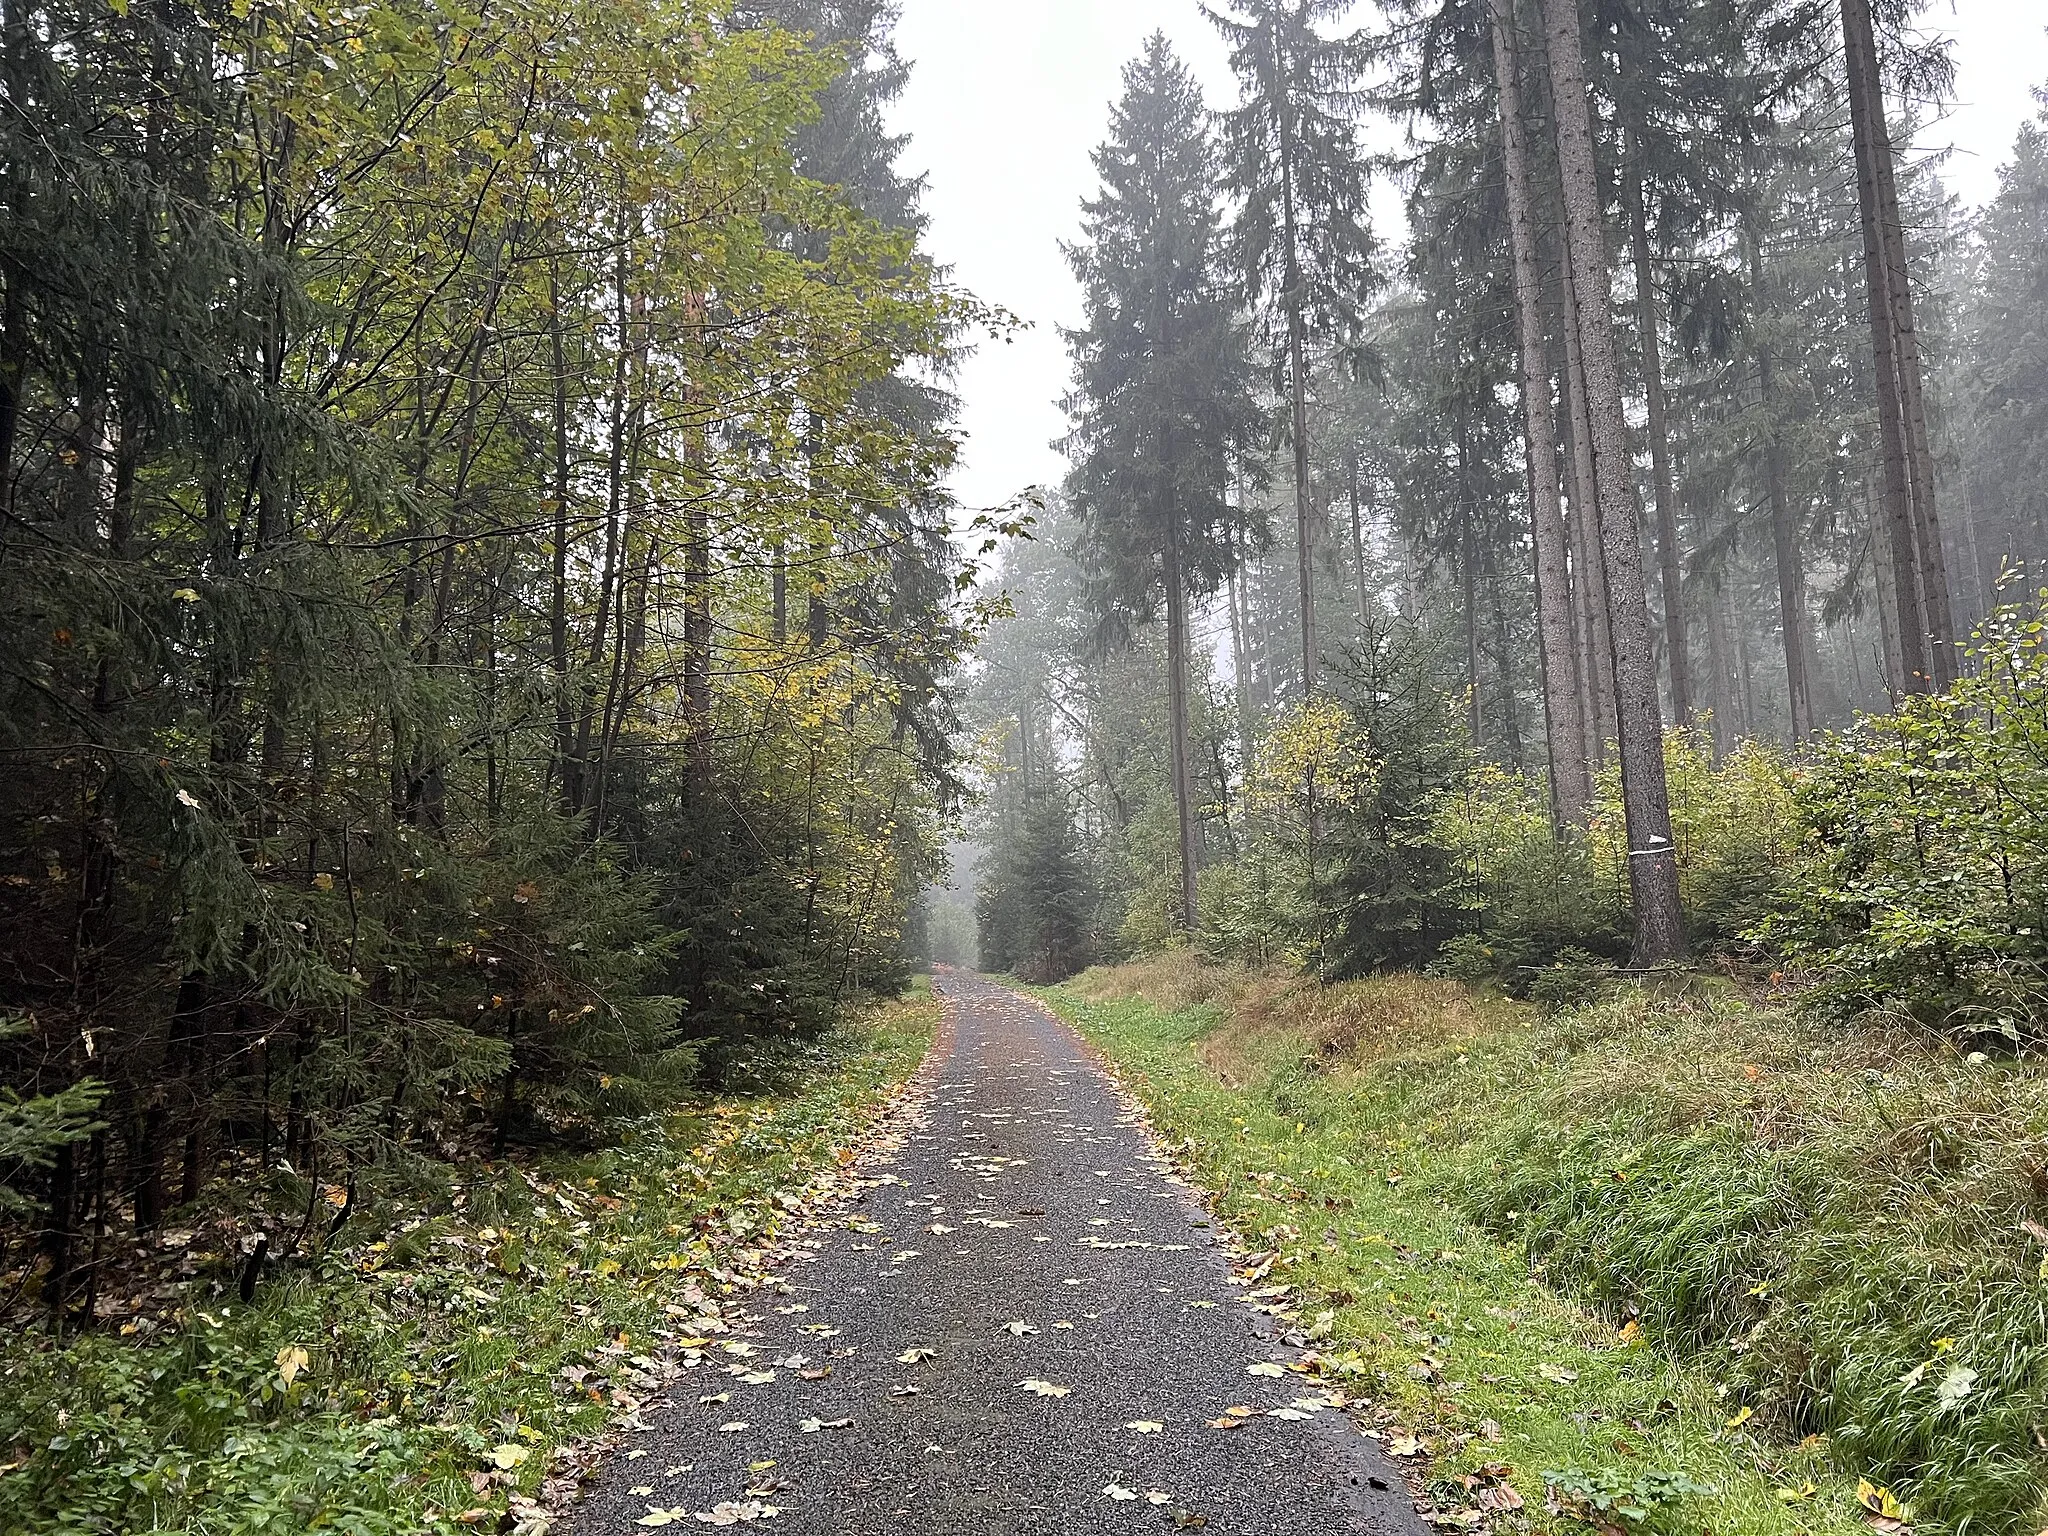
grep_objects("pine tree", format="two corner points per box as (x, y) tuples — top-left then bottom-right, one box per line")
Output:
(1062, 35), (1265, 936)
(1207, 0), (1378, 696)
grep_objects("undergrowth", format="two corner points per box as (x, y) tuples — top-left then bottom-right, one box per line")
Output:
(1047, 954), (2048, 1536)
(0, 988), (938, 1536)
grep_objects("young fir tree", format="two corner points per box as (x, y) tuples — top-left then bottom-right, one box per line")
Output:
(1061, 35), (1265, 936)
(1207, 0), (1377, 697)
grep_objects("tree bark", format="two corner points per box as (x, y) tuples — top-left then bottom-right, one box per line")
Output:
(1541, 0), (1687, 966)
(1164, 518), (1199, 935)
(1749, 232), (1814, 740)
(1559, 274), (1614, 761)
(1623, 160), (1693, 725)
(1491, 0), (1591, 822)
(1842, 0), (1931, 692)
(1348, 455), (1371, 632)
(1853, 0), (1954, 683)
(1274, 24), (1318, 697)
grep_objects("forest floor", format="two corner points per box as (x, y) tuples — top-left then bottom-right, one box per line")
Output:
(0, 991), (939, 1536)
(568, 968), (1424, 1534)
(1039, 957), (2048, 1536)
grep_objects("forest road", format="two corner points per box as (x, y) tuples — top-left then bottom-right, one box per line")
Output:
(567, 970), (1427, 1535)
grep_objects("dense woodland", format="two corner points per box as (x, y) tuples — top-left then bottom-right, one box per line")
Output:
(968, 0), (2048, 1042)
(0, 0), (1016, 1319)
(2, 0), (2046, 1346)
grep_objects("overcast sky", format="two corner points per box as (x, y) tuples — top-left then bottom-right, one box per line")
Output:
(887, 1), (2048, 520)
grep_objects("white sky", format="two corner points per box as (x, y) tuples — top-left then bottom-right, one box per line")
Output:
(888, 0), (2048, 520)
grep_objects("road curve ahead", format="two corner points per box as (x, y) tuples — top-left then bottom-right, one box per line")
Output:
(568, 970), (1426, 1535)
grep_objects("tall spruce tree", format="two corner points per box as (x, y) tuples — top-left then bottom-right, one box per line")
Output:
(1062, 36), (1264, 935)
(1207, 0), (1377, 696)
(1537, 0), (1688, 965)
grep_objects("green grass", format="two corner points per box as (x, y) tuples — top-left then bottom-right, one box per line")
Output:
(1042, 958), (2048, 1536)
(0, 989), (938, 1535)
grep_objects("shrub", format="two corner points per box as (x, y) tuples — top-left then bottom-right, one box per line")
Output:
(1761, 601), (2048, 1044)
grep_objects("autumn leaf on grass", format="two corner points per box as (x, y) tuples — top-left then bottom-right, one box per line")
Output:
(1537, 1363), (1578, 1384)
(1858, 1479), (1912, 1532)
(489, 1444), (530, 1470)
(896, 1347), (938, 1364)
(1387, 1433), (1425, 1457)
(1018, 1379), (1071, 1397)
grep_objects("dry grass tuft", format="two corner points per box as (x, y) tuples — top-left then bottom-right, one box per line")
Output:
(1068, 954), (1523, 1086)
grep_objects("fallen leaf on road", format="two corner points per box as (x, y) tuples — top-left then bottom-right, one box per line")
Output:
(896, 1347), (938, 1364)
(1126, 1420), (1164, 1433)
(797, 1417), (853, 1433)
(717, 1422), (749, 1433)
(799, 1367), (832, 1380)
(1267, 1408), (1312, 1421)
(1146, 1492), (1173, 1506)
(1206, 1417), (1243, 1430)
(888, 1385), (920, 1397)
(691, 1501), (780, 1525)
(1171, 1510), (1209, 1529)
(1105, 1485), (1139, 1501)
(1247, 1362), (1286, 1377)
(1004, 1321), (1039, 1336)
(1019, 1379), (1071, 1397)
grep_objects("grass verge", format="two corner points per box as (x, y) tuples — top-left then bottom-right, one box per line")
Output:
(1042, 956), (2048, 1536)
(0, 987), (938, 1536)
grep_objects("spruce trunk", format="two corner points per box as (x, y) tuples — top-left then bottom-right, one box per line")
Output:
(1490, 0), (1591, 823)
(1540, 0), (1687, 967)
(1624, 164), (1692, 725)
(1841, 0), (1930, 692)
(1164, 521), (1199, 936)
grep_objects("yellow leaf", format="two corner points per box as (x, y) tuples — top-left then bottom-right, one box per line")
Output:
(275, 1346), (309, 1386)
(490, 1443), (530, 1470)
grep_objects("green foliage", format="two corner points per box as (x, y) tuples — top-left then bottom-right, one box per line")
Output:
(0, 0), (976, 1310)
(976, 791), (1098, 983)
(1052, 967), (2048, 1536)
(0, 996), (935, 1536)
(1542, 1467), (1720, 1532)
(1763, 602), (2048, 1043)
(1043, 973), (1870, 1536)
(1417, 730), (1802, 989)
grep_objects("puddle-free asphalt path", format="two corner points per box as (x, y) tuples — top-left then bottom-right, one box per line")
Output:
(569, 971), (1425, 1533)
